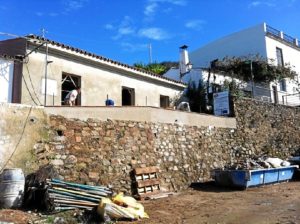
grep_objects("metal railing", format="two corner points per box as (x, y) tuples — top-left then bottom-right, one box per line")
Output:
(266, 25), (281, 37)
(242, 83), (300, 107)
(282, 92), (300, 107)
(266, 24), (299, 48)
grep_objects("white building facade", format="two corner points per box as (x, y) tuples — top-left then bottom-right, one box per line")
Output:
(189, 23), (300, 106)
(0, 36), (185, 107)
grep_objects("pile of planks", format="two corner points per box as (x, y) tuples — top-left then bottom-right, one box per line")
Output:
(47, 179), (112, 211)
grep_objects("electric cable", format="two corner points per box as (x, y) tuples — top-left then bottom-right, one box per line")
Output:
(25, 63), (43, 105)
(22, 72), (39, 105)
(0, 106), (33, 172)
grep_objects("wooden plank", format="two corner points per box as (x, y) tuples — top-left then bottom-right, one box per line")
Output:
(134, 166), (159, 175)
(137, 179), (160, 188)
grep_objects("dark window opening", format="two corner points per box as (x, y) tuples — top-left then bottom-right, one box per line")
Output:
(160, 95), (170, 108)
(276, 47), (284, 67)
(122, 87), (135, 106)
(61, 73), (81, 106)
(279, 79), (287, 92)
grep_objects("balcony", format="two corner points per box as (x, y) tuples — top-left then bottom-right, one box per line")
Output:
(265, 24), (299, 49)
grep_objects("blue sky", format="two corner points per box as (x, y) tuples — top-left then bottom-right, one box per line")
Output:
(0, 0), (299, 65)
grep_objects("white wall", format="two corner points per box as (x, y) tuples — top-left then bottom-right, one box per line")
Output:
(190, 23), (267, 68)
(0, 58), (14, 103)
(266, 35), (300, 104)
(22, 50), (183, 107)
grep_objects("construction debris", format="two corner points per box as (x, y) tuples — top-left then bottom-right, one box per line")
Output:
(46, 178), (112, 211)
(225, 157), (292, 170)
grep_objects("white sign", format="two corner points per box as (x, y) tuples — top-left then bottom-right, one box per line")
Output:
(41, 78), (57, 96)
(213, 91), (230, 116)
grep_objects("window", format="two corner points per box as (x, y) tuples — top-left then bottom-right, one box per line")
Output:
(61, 73), (81, 105)
(276, 47), (284, 67)
(160, 95), (170, 108)
(279, 79), (287, 92)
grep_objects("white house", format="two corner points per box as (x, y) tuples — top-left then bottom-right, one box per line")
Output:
(189, 23), (300, 106)
(0, 55), (15, 103)
(0, 35), (185, 107)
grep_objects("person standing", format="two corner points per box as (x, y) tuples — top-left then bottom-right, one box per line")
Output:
(64, 86), (81, 106)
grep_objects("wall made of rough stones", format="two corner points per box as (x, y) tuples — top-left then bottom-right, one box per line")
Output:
(0, 103), (49, 173)
(36, 98), (300, 193)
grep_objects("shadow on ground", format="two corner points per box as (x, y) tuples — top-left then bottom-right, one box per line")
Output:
(189, 181), (244, 192)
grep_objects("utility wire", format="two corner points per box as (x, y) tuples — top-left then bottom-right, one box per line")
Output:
(0, 106), (33, 172)
(25, 63), (42, 105)
(22, 71), (39, 106)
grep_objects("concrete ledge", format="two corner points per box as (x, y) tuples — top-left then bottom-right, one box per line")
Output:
(45, 106), (236, 129)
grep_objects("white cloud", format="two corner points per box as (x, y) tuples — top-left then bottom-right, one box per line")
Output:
(104, 24), (114, 30)
(144, 0), (187, 20)
(35, 12), (59, 17)
(185, 20), (206, 30)
(108, 16), (136, 40)
(120, 42), (148, 52)
(49, 12), (59, 17)
(35, 12), (44, 16)
(64, 0), (88, 11)
(248, 1), (276, 8)
(144, 2), (158, 16)
(138, 27), (170, 40)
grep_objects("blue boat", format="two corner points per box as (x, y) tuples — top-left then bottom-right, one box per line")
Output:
(212, 165), (299, 189)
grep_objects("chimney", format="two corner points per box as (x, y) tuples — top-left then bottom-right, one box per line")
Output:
(179, 45), (192, 78)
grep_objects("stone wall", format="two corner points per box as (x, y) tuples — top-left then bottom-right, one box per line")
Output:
(34, 98), (300, 193)
(0, 103), (49, 172)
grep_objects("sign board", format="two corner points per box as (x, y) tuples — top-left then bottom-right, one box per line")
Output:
(41, 78), (57, 96)
(213, 91), (230, 116)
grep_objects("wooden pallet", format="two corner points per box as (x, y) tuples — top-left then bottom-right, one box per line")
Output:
(133, 166), (161, 199)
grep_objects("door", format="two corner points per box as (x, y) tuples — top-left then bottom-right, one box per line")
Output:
(122, 87), (135, 106)
(272, 85), (278, 104)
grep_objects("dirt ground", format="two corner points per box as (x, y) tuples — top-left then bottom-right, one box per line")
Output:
(0, 181), (299, 224)
(138, 181), (300, 224)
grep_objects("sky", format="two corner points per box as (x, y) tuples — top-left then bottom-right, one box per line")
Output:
(0, 0), (299, 65)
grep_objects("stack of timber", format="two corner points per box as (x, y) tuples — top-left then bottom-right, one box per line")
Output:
(46, 179), (112, 211)
(133, 166), (161, 200)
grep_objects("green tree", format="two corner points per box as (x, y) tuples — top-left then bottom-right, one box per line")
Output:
(210, 55), (297, 83)
(133, 61), (178, 75)
(185, 80), (207, 113)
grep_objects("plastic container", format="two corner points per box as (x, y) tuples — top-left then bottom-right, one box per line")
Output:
(0, 168), (25, 208)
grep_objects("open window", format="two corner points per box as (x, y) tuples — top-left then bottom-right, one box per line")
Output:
(160, 95), (170, 108)
(61, 73), (81, 105)
(122, 87), (135, 106)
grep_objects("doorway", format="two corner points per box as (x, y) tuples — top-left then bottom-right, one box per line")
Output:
(122, 87), (135, 106)
(272, 85), (278, 104)
(61, 73), (81, 105)
(160, 95), (170, 108)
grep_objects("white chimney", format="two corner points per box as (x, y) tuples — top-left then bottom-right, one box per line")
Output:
(179, 45), (192, 77)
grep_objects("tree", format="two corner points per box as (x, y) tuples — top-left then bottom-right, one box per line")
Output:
(209, 55), (297, 83)
(133, 61), (178, 75)
(185, 80), (207, 113)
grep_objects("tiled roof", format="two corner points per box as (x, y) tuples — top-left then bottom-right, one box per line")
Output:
(26, 35), (186, 86)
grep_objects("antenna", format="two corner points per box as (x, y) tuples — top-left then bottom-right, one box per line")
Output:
(148, 43), (152, 64)
(41, 28), (48, 38)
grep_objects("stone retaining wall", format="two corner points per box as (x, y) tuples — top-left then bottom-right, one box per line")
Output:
(34, 98), (300, 193)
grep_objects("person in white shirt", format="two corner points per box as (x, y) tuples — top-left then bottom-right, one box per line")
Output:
(64, 87), (81, 106)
